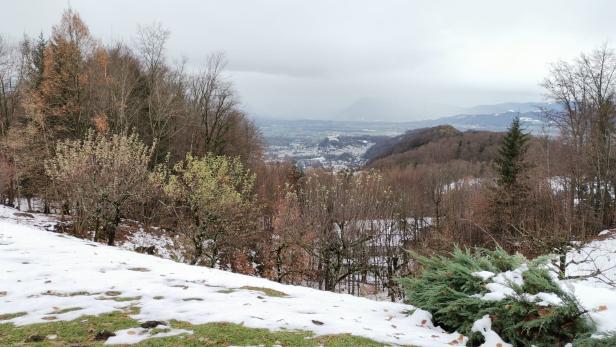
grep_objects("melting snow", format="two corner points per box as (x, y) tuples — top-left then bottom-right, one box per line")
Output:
(472, 271), (495, 281)
(471, 315), (512, 347)
(473, 265), (563, 306)
(563, 230), (616, 334)
(3, 204), (616, 345)
(105, 327), (193, 345)
(474, 265), (529, 301)
(0, 206), (464, 346)
(521, 292), (563, 306)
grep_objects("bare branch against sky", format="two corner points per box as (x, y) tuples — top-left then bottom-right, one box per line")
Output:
(3, 0), (616, 120)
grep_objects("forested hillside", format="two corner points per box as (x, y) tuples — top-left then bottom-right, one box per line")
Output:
(365, 125), (504, 168)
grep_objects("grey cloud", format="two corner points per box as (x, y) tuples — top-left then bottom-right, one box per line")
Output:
(3, 0), (616, 120)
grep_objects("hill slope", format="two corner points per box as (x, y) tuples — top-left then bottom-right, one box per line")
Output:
(365, 125), (503, 169)
(0, 206), (464, 346)
(2, 205), (616, 345)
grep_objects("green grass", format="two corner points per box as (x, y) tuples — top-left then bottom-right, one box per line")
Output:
(112, 296), (142, 302)
(240, 286), (289, 298)
(48, 307), (82, 315)
(150, 327), (172, 335)
(153, 321), (387, 347)
(128, 267), (150, 272)
(0, 312), (26, 321)
(0, 309), (389, 346)
(43, 290), (95, 297)
(0, 309), (137, 346)
(216, 288), (235, 294)
(104, 290), (122, 296)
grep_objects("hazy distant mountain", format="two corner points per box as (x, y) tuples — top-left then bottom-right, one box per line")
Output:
(335, 98), (563, 124)
(397, 102), (562, 133)
(415, 110), (549, 133)
(336, 97), (463, 122)
(255, 101), (561, 145)
(336, 97), (398, 122)
(460, 102), (557, 115)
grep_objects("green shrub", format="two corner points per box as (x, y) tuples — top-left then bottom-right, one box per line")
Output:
(398, 248), (592, 346)
(573, 332), (616, 346)
(165, 154), (258, 267)
(46, 131), (156, 245)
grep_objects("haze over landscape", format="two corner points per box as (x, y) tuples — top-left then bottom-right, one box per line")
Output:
(4, 0), (616, 120)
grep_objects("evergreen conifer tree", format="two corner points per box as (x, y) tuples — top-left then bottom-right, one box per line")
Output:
(490, 117), (531, 245)
(494, 117), (530, 188)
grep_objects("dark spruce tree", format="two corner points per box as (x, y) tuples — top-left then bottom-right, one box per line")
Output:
(490, 117), (531, 247)
(494, 117), (530, 188)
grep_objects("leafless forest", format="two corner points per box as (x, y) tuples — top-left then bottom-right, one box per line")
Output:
(2, 9), (616, 300)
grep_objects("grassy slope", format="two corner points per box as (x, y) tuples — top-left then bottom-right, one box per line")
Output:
(0, 307), (391, 347)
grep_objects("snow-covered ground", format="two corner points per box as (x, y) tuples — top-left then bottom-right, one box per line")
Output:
(2, 204), (616, 346)
(563, 230), (616, 334)
(117, 223), (184, 261)
(0, 206), (465, 346)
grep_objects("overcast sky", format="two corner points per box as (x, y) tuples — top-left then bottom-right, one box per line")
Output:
(2, 0), (616, 120)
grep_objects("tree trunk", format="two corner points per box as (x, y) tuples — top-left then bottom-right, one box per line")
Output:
(191, 236), (203, 265)
(107, 205), (121, 246)
(558, 249), (567, 280)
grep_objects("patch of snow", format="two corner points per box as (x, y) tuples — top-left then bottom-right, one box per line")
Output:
(481, 283), (517, 302)
(566, 283), (616, 335)
(105, 326), (192, 345)
(565, 232), (616, 287)
(562, 234), (616, 334)
(521, 292), (563, 307)
(473, 265), (564, 306)
(471, 315), (512, 347)
(555, 231), (616, 334)
(407, 309), (467, 345)
(408, 309), (436, 329)
(475, 265), (528, 301)
(493, 264), (527, 287)
(472, 271), (495, 281)
(0, 205), (57, 230)
(119, 228), (179, 260)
